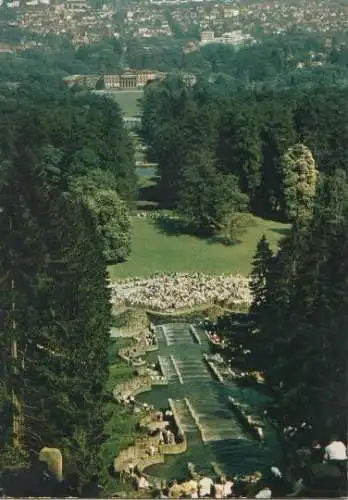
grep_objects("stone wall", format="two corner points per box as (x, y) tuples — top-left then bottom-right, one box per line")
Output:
(227, 396), (263, 440)
(168, 398), (186, 442)
(118, 334), (158, 362)
(114, 421), (187, 474)
(113, 374), (153, 401)
(190, 325), (201, 345)
(203, 355), (224, 383)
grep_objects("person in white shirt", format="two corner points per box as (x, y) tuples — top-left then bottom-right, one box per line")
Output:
(191, 487), (199, 499)
(255, 486), (272, 499)
(148, 444), (156, 457)
(214, 481), (224, 499)
(323, 435), (347, 476)
(128, 460), (135, 474)
(222, 476), (234, 498)
(270, 466), (282, 478)
(198, 476), (214, 497)
(137, 474), (150, 490)
(324, 436), (347, 461)
(257, 427), (264, 441)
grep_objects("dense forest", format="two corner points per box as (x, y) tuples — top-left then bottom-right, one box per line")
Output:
(141, 77), (348, 235)
(0, 82), (136, 494)
(215, 174), (348, 442)
(140, 76), (348, 442)
(247, 176), (348, 438)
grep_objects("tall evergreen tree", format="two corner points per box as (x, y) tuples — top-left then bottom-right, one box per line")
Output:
(251, 173), (348, 435)
(217, 99), (262, 208)
(260, 99), (297, 216)
(250, 235), (274, 314)
(0, 135), (111, 488)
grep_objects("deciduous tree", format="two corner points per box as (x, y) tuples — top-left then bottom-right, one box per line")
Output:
(281, 143), (317, 222)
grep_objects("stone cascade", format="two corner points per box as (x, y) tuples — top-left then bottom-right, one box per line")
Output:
(158, 355), (180, 384)
(127, 322), (284, 479)
(159, 323), (195, 346)
(170, 399), (199, 433)
(189, 395), (246, 443)
(175, 358), (211, 384)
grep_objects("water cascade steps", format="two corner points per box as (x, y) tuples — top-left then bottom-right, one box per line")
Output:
(190, 395), (246, 442)
(160, 323), (195, 346)
(207, 438), (275, 475)
(158, 355), (180, 383)
(170, 399), (199, 433)
(175, 359), (211, 384)
(138, 323), (283, 479)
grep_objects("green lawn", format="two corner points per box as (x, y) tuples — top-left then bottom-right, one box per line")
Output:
(108, 90), (143, 116)
(109, 215), (290, 280)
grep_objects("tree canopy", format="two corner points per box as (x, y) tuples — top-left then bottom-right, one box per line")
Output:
(141, 78), (348, 225)
(0, 81), (133, 492)
(248, 175), (348, 438)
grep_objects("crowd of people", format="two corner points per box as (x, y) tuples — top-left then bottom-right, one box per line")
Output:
(163, 474), (234, 498)
(281, 435), (348, 497)
(295, 435), (348, 473)
(111, 273), (251, 311)
(121, 423), (348, 498)
(132, 467), (287, 499)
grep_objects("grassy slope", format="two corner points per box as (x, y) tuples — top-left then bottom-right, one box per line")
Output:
(108, 90), (143, 116)
(109, 215), (289, 280)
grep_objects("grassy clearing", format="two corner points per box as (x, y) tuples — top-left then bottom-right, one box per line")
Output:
(108, 90), (143, 116)
(109, 215), (290, 280)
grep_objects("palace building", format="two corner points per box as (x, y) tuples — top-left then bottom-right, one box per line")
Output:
(64, 70), (196, 90)
(104, 70), (167, 89)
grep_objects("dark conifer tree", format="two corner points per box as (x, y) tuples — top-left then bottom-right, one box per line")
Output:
(259, 99), (297, 216)
(250, 235), (274, 314)
(217, 98), (262, 208)
(252, 172), (348, 435)
(0, 132), (111, 488)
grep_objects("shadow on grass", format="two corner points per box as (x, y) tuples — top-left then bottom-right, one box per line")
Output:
(206, 235), (242, 246)
(152, 217), (243, 246)
(153, 216), (192, 237)
(108, 464), (118, 479)
(270, 227), (290, 236)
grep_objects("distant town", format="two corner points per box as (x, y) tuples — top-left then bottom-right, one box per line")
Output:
(0, 0), (347, 51)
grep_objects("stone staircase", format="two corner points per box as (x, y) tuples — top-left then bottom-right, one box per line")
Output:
(171, 399), (199, 433)
(158, 355), (179, 383)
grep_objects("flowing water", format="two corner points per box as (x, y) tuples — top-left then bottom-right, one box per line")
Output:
(137, 322), (283, 481)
